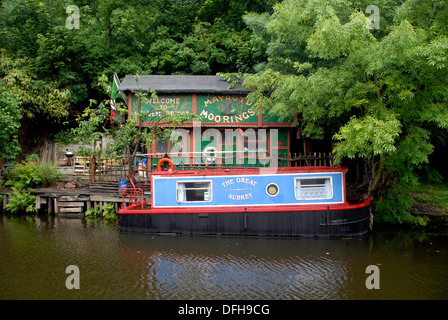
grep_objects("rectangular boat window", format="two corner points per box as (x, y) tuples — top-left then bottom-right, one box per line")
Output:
(295, 177), (333, 200)
(177, 181), (212, 203)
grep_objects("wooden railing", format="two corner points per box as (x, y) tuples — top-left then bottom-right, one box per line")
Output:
(73, 156), (127, 182)
(279, 152), (333, 167)
(72, 152), (333, 183)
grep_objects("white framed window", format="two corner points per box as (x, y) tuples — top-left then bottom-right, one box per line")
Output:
(294, 177), (333, 200)
(176, 180), (212, 203)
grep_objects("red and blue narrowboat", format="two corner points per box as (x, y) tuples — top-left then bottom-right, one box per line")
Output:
(118, 159), (371, 237)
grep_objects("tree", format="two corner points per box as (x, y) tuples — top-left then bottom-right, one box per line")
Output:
(0, 0), (89, 157)
(230, 0), (448, 225)
(0, 50), (71, 120)
(0, 85), (22, 174)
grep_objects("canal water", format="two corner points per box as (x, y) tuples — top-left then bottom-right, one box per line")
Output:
(1, 214), (447, 300)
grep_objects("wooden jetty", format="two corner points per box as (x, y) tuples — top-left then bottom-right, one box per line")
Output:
(1, 182), (123, 218)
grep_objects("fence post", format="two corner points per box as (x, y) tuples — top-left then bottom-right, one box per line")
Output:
(90, 156), (96, 183)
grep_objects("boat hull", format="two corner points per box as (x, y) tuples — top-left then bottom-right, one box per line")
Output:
(119, 200), (371, 238)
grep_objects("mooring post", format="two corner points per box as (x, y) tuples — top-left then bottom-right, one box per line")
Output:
(48, 196), (53, 214)
(2, 194), (7, 211)
(54, 198), (59, 214)
(35, 195), (41, 213)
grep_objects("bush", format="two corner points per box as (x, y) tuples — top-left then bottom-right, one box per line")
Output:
(6, 188), (35, 213)
(102, 202), (116, 219)
(4, 160), (62, 214)
(5, 161), (41, 190)
(39, 162), (62, 187)
(25, 154), (39, 163)
(374, 184), (429, 226)
(84, 202), (116, 219)
(6, 161), (62, 190)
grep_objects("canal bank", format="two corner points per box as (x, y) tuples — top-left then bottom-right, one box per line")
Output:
(0, 182), (122, 218)
(411, 183), (448, 226)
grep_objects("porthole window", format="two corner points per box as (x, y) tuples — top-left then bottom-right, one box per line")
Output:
(266, 183), (279, 197)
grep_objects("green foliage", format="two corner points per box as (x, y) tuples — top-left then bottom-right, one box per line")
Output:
(0, 85), (22, 170)
(4, 160), (62, 190)
(375, 185), (428, 226)
(198, 0), (276, 31)
(39, 163), (62, 188)
(0, 49), (72, 120)
(232, 0), (448, 225)
(84, 202), (116, 219)
(102, 203), (116, 219)
(5, 188), (36, 214)
(3, 160), (39, 214)
(333, 114), (402, 163)
(3, 160), (62, 214)
(84, 207), (99, 218)
(5, 161), (41, 190)
(25, 154), (39, 162)
(411, 183), (448, 213)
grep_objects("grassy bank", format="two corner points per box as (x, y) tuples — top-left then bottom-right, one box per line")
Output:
(411, 183), (448, 225)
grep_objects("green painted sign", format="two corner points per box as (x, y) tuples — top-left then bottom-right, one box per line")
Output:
(133, 93), (289, 124)
(197, 94), (257, 124)
(135, 94), (193, 122)
(197, 94), (289, 124)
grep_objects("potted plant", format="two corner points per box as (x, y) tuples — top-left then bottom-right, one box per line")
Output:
(25, 154), (39, 164)
(58, 159), (69, 166)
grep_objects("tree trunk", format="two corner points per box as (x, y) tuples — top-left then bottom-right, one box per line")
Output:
(368, 153), (396, 203)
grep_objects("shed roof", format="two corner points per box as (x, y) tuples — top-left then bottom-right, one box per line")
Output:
(117, 75), (250, 94)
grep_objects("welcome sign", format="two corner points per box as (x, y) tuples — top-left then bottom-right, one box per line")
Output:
(136, 94), (193, 122)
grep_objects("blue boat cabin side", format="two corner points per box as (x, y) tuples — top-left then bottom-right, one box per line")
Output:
(150, 166), (348, 211)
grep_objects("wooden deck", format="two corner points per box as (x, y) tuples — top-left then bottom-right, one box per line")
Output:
(1, 183), (124, 218)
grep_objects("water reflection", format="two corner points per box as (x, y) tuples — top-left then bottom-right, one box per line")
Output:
(1, 215), (448, 300)
(118, 233), (373, 300)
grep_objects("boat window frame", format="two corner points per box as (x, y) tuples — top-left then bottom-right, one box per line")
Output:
(294, 176), (333, 201)
(176, 180), (213, 203)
